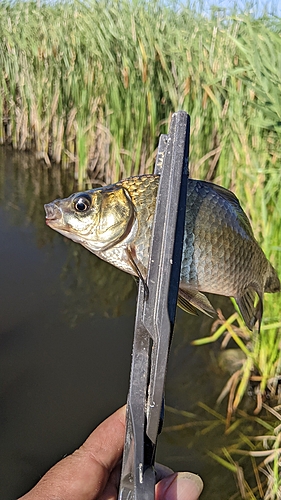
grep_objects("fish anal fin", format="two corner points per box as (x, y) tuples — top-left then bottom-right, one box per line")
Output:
(177, 294), (198, 315)
(178, 287), (216, 318)
(235, 286), (263, 332)
(264, 262), (280, 293)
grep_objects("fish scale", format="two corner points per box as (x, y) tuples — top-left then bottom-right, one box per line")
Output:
(192, 196), (253, 293)
(44, 174), (280, 331)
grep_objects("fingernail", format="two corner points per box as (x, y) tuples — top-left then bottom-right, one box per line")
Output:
(177, 472), (204, 497)
(162, 472), (204, 500)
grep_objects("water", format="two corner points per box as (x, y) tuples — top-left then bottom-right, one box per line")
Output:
(0, 148), (250, 499)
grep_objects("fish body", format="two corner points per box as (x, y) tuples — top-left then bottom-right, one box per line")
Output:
(44, 174), (280, 330)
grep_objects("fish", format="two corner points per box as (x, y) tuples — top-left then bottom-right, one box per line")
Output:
(44, 174), (280, 331)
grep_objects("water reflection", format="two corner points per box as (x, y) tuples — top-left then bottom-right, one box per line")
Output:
(0, 148), (136, 320)
(0, 147), (242, 499)
(60, 246), (136, 325)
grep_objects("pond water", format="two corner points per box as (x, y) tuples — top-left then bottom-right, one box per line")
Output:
(0, 147), (253, 499)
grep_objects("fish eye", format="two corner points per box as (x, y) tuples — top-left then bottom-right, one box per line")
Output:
(73, 195), (91, 212)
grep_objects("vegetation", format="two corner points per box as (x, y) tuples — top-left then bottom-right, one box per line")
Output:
(0, 1), (280, 185)
(165, 402), (281, 499)
(1, 0), (280, 393)
(1, 0), (280, 496)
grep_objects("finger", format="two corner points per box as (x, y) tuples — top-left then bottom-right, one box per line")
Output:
(155, 472), (204, 500)
(155, 462), (174, 482)
(98, 461), (121, 500)
(18, 406), (126, 500)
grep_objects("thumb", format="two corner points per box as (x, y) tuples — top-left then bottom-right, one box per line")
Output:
(156, 472), (204, 500)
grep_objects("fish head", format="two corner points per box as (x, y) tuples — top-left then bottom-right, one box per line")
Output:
(44, 185), (135, 252)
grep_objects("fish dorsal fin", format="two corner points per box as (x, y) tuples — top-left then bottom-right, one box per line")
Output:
(235, 285), (263, 332)
(178, 287), (216, 317)
(207, 182), (254, 237)
(207, 182), (240, 207)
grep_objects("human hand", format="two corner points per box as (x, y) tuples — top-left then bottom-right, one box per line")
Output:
(18, 406), (203, 500)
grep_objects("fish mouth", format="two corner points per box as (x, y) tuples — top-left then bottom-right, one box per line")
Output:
(44, 202), (63, 225)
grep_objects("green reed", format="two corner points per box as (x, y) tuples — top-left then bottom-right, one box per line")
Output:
(1, 0), (281, 389)
(165, 402), (281, 499)
(1, 2), (280, 495)
(0, 1), (279, 184)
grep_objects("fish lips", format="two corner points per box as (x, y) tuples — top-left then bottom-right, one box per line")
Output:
(44, 202), (85, 244)
(44, 202), (63, 227)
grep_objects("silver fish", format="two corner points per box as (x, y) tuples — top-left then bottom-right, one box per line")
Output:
(44, 175), (280, 330)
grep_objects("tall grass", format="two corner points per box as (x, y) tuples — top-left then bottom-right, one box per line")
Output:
(1, 0), (280, 396)
(1, 2), (280, 495)
(0, 1), (280, 184)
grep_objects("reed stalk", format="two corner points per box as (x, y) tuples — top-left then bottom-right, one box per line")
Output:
(1, 2), (281, 496)
(1, 0), (280, 415)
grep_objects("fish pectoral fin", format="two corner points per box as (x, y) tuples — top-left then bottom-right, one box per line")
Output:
(235, 286), (263, 332)
(125, 247), (149, 299)
(178, 287), (216, 317)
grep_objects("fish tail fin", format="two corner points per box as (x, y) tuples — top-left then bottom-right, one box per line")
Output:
(178, 287), (216, 318)
(264, 262), (280, 293)
(235, 286), (263, 332)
